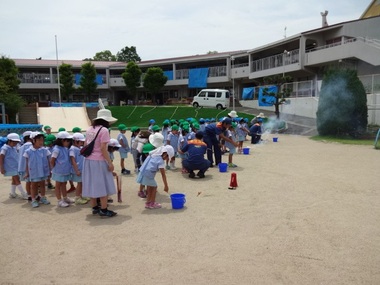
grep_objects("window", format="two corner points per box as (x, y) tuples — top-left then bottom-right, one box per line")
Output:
(216, 92), (222, 98)
(208, 92), (216, 98)
(198, 91), (206, 98)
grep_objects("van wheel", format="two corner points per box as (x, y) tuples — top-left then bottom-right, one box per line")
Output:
(216, 104), (223, 110)
(193, 102), (199, 108)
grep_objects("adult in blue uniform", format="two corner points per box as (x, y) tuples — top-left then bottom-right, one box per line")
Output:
(203, 118), (238, 166)
(179, 131), (210, 178)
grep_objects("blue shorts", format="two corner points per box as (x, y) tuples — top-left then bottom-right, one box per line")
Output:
(30, 176), (48, 182)
(4, 171), (18, 177)
(229, 147), (237, 154)
(52, 173), (71, 182)
(119, 152), (128, 159)
(238, 136), (245, 142)
(19, 172), (30, 182)
(70, 174), (82, 183)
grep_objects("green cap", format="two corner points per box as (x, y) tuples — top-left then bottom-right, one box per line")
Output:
(142, 143), (155, 154)
(72, 127), (81, 133)
(58, 127), (66, 132)
(44, 125), (51, 130)
(130, 126), (140, 132)
(231, 122), (237, 128)
(171, 124), (179, 131)
(152, 125), (161, 132)
(192, 123), (200, 130)
(117, 124), (128, 131)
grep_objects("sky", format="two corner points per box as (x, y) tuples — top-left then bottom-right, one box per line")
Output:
(0, 0), (371, 62)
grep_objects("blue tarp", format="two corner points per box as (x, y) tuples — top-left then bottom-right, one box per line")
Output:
(0, 124), (43, 137)
(163, 71), (173, 80)
(188, 68), (209, 88)
(50, 102), (99, 107)
(75, 74), (103, 85)
(258, 86), (277, 106)
(242, 87), (255, 100)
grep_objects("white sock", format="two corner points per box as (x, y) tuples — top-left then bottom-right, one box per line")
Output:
(16, 184), (27, 196)
(10, 185), (16, 195)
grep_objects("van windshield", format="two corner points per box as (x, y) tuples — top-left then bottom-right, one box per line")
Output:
(225, 92), (230, 98)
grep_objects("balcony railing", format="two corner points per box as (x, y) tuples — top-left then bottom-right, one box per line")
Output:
(18, 73), (52, 84)
(251, 49), (300, 73)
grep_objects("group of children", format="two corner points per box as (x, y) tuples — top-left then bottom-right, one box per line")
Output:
(0, 126), (92, 208)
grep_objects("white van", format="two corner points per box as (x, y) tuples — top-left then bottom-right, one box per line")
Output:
(191, 89), (230, 109)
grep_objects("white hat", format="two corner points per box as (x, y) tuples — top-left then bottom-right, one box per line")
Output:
(149, 145), (175, 160)
(93, 109), (117, 124)
(22, 131), (32, 137)
(72, 133), (85, 142)
(30, 132), (44, 139)
(227, 110), (238, 118)
(149, 133), (164, 148)
(108, 138), (121, 148)
(256, 112), (265, 118)
(57, 131), (73, 139)
(7, 133), (21, 142)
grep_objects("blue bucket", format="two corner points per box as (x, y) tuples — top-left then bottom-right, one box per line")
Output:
(218, 162), (228, 172)
(170, 193), (186, 209)
(273, 137), (278, 142)
(243, 147), (250, 155)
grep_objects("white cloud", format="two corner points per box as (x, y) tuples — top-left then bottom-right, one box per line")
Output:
(0, 0), (370, 61)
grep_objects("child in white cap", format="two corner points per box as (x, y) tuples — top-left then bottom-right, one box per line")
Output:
(136, 133), (174, 209)
(18, 131), (33, 200)
(51, 131), (74, 207)
(69, 133), (88, 205)
(0, 133), (28, 199)
(24, 132), (51, 208)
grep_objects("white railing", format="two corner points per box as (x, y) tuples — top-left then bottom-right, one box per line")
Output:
(251, 49), (300, 72)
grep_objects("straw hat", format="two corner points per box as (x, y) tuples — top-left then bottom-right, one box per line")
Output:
(228, 110), (238, 118)
(256, 112), (265, 118)
(93, 109), (117, 124)
(149, 133), (164, 148)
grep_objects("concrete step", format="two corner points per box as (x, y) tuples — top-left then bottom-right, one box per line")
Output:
(19, 106), (38, 124)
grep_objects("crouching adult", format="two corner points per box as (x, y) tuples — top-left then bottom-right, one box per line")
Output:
(249, 119), (263, 144)
(179, 131), (210, 179)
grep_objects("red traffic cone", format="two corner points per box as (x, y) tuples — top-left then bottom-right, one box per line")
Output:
(228, 172), (238, 190)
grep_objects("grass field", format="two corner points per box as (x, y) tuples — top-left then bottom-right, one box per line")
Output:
(310, 135), (376, 146)
(107, 106), (256, 128)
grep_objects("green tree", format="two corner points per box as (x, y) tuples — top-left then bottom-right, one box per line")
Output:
(0, 57), (24, 123)
(79, 62), (98, 102)
(262, 75), (292, 119)
(116, 46), (141, 62)
(92, 50), (117, 61)
(143, 67), (167, 104)
(0, 56), (20, 92)
(316, 69), (368, 137)
(122, 62), (142, 105)
(59, 63), (75, 101)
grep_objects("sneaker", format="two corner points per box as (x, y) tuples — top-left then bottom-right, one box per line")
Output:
(92, 206), (100, 215)
(228, 163), (237, 168)
(150, 202), (162, 209)
(9, 193), (19, 199)
(31, 200), (39, 208)
(63, 197), (75, 204)
(188, 171), (195, 179)
(83, 197), (91, 202)
(58, 200), (69, 207)
(121, 169), (131, 175)
(99, 209), (117, 217)
(21, 194), (29, 200)
(39, 196), (51, 205)
(107, 198), (114, 203)
(138, 191), (147, 198)
(145, 202), (153, 209)
(27, 196), (32, 201)
(47, 183), (55, 189)
(67, 186), (76, 193)
(165, 165), (170, 170)
(75, 197), (89, 205)
(197, 171), (205, 178)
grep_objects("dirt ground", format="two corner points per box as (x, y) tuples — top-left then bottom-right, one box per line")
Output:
(0, 132), (379, 285)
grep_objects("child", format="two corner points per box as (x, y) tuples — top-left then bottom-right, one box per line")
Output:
(51, 131), (74, 207)
(117, 124), (131, 175)
(18, 131), (33, 200)
(132, 130), (150, 170)
(136, 133), (174, 209)
(69, 133), (88, 205)
(236, 118), (250, 153)
(178, 125), (189, 174)
(225, 123), (238, 168)
(44, 134), (56, 189)
(148, 119), (155, 133)
(130, 126), (140, 173)
(24, 132), (51, 208)
(166, 124), (179, 170)
(0, 133), (28, 199)
(162, 120), (171, 144)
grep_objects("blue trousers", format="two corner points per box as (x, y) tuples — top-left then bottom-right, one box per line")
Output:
(182, 159), (211, 173)
(203, 134), (222, 165)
